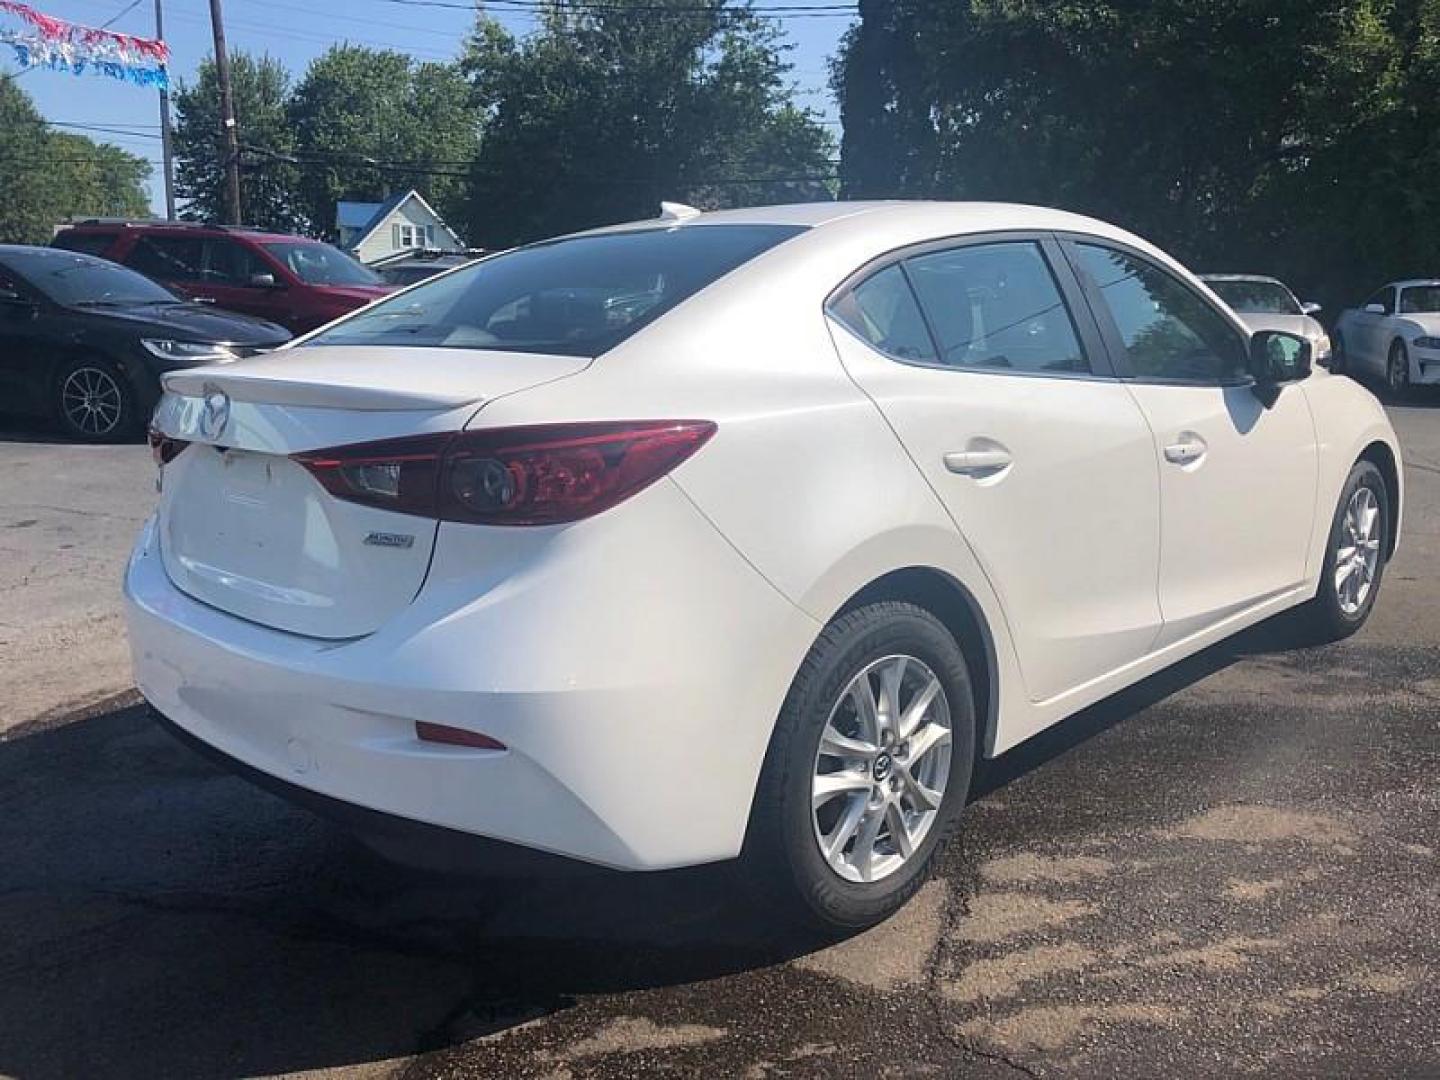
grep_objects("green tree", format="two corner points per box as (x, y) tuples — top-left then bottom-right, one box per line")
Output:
(0, 74), (65, 243)
(833, 0), (1440, 310)
(47, 132), (152, 220)
(459, 1), (835, 247)
(287, 46), (479, 238)
(173, 52), (302, 231)
(0, 75), (151, 242)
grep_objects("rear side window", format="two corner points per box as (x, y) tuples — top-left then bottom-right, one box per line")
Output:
(309, 224), (804, 356)
(829, 265), (937, 363)
(52, 232), (116, 258)
(126, 236), (204, 283)
(905, 242), (1088, 374)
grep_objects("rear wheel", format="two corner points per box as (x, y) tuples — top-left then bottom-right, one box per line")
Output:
(744, 601), (974, 931)
(1387, 339), (1411, 398)
(1298, 459), (1389, 642)
(53, 355), (136, 442)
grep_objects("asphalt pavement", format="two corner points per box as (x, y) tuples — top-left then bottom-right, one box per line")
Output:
(1, 390), (1437, 1079)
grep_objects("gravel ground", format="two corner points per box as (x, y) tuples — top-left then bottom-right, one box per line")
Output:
(1, 392), (1437, 1079)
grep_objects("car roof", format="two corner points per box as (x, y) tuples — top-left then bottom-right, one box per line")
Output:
(1199, 273), (1286, 285)
(0, 243), (106, 264)
(59, 221), (326, 244)
(577, 199), (1133, 236)
(1391, 279), (1440, 289)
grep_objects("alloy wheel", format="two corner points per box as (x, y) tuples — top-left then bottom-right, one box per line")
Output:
(1388, 343), (1410, 394)
(811, 654), (952, 883)
(1335, 485), (1381, 616)
(61, 366), (124, 436)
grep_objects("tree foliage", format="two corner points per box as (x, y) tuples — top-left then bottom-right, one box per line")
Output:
(0, 74), (150, 243)
(288, 46), (478, 234)
(834, 0), (1440, 308)
(173, 53), (302, 231)
(459, 1), (835, 247)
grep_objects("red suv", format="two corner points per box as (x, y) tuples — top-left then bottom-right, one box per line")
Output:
(52, 221), (395, 335)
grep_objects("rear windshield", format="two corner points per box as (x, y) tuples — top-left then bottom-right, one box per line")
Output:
(307, 224), (806, 356)
(3, 249), (176, 306)
(1206, 279), (1300, 315)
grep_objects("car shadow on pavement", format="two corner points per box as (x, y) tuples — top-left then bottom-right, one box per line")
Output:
(0, 609), (1328, 1079)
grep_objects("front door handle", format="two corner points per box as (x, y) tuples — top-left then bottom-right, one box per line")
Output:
(943, 448), (1013, 477)
(1163, 433), (1207, 466)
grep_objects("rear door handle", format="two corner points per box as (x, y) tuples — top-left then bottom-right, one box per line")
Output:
(943, 448), (1013, 477)
(1163, 434), (1207, 466)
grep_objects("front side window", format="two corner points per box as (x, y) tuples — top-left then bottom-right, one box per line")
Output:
(204, 240), (273, 286)
(1365, 288), (1395, 314)
(829, 264), (937, 363)
(904, 242), (1087, 374)
(309, 224), (803, 357)
(1399, 286), (1440, 314)
(1074, 244), (1246, 383)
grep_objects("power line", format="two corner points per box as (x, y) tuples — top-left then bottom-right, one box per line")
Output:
(366, 0), (857, 17)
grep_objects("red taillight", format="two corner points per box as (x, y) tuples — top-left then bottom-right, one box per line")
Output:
(293, 420), (716, 526)
(415, 721), (506, 750)
(148, 427), (189, 466)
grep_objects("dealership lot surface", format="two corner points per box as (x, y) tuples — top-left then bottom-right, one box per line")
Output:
(2, 397), (1438, 1078)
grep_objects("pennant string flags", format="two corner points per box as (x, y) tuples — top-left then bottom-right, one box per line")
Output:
(0, 1), (170, 90)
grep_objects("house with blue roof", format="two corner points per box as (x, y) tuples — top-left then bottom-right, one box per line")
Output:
(335, 189), (465, 265)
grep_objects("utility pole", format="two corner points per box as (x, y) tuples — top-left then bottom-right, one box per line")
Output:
(155, 0), (176, 219)
(207, 0), (242, 225)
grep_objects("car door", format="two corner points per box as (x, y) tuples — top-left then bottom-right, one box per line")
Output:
(0, 269), (50, 414)
(827, 236), (1163, 704)
(200, 239), (289, 324)
(1065, 240), (1318, 649)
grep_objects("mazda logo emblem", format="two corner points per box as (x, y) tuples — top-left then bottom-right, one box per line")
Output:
(872, 753), (893, 782)
(199, 384), (230, 441)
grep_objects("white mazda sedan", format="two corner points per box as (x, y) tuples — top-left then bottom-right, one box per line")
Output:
(127, 202), (1402, 930)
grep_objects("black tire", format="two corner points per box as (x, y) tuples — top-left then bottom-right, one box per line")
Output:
(1386, 339), (1411, 399)
(743, 601), (975, 932)
(1298, 459), (1390, 642)
(53, 354), (137, 442)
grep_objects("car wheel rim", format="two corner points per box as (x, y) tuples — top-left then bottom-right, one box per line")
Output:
(61, 367), (123, 435)
(811, 654), (952, 884)
(1335, 485), (1381, 616)
(1390, 348), (1408, 390)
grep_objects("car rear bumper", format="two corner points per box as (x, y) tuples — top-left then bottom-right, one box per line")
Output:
(124, 481), (819, 872)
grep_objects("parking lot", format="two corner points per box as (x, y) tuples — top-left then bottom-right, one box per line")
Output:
(1, 394), (1437, 1079)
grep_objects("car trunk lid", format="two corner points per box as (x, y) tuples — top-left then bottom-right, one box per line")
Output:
(151, 345), (590, 638)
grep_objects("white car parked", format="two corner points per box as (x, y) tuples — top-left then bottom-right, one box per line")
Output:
(127, 202), (1402, 930)
(1199, 273), (1330, 364)
(1333, 279), (1440, 393)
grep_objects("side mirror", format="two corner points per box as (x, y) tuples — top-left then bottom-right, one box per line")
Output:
(1301, 301), (1322, 316)
(1364, 303), (1387, 315)
(1249, 330), (1311, 406)
(248, 272), (280, 288)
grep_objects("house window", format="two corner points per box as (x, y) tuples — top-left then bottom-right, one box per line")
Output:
(392, 223), (427, 249)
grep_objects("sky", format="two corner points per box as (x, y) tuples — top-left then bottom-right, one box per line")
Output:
(5, 0), (852, 216)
